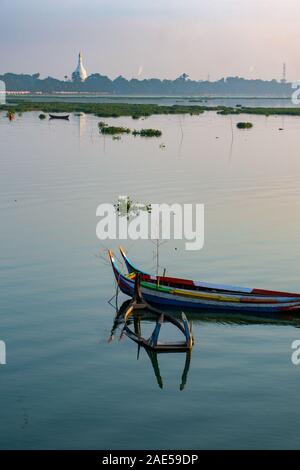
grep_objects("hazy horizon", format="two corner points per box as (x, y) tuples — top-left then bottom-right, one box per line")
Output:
(1, 0), (300, 82)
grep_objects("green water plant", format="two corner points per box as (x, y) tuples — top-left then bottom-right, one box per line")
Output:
(4, 99), (300, 119)
(100, 126), (131, 135)
(236, 122), (253, 129)
(133, 128), (162, 137)
(115, 195), (151, 218)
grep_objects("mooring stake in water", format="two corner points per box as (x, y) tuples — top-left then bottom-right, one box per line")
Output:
(0, 340), (6, 365)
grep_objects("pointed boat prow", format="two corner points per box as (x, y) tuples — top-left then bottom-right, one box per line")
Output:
(119, 246), (149, 275)
(108, 250), (122, 282)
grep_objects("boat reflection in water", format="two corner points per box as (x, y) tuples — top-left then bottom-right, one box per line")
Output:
(108, 300), (300, 390)
(108, 299), (193, 390)
(107, 273), (300, 390)
(108, 274), (194, 390)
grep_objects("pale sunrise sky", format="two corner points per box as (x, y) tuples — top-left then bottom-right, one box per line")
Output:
(1, 0), (300, 81)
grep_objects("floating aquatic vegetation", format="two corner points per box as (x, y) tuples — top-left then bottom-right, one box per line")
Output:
(4, 100), (300, 118)
(132, 128), (162, 137)
(115, 195), (151, 218)
(236, 121), (253, 129)
(100, 126), (131, 135)
(140, 128), (162, 137)
(98, 123), (162, 138)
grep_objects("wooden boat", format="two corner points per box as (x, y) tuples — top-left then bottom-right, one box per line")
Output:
(49, 114), (69, 120)
(108, 248), (300, 313)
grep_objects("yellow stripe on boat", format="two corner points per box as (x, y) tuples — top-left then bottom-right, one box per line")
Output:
(171, 289), (241, 302)
(127, 275), (294, 304)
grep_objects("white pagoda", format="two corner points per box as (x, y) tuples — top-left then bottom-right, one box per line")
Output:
(72, 52), (87, 82)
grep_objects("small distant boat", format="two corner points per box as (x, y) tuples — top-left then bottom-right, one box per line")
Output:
(108, 247), (300, 314)
(49, 114), (69, 120)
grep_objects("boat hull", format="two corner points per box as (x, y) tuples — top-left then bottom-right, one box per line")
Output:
(118, 246), (300, 300)
(117, 274), (300, 313)
(109, 251), (300, 314)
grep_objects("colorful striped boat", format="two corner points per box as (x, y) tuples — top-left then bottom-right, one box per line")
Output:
(108, 248), (300, 314)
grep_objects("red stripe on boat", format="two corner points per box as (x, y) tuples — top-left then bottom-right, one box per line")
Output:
(252, 288), (300, 298)
(140, 274), (194, 287)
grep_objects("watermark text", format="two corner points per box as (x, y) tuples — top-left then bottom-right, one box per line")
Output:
(96, 196), (204, 251)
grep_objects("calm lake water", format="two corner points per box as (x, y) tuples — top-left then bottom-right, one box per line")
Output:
(1, 109), (300, 449)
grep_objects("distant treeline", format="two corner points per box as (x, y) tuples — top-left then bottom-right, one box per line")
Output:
(0, 72), (294, 96)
